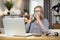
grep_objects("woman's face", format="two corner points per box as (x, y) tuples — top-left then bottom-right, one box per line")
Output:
(34, 7), (42, 17)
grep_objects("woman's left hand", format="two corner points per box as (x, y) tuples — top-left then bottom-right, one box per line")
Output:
(35, 13), (41, 21)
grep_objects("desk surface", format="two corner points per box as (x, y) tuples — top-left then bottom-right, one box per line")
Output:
(0, 34), (60, 40)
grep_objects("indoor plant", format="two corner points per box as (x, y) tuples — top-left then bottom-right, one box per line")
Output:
(4, 0), (13, 15)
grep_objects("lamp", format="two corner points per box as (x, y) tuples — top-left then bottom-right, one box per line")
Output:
(52, 0), (60, 24)
(52, 3), (60, 13)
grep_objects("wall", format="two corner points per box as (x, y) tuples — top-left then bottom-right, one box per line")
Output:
(0, 0), (6, 15)
(0, 0), (24, 15)
(51, 0), (60, 25)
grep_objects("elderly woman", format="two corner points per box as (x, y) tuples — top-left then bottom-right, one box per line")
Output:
(25, 6), (49, 35)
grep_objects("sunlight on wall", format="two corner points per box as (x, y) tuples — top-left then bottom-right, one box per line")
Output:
(13, 0), (23, 9)
(29, 0), (43, 14)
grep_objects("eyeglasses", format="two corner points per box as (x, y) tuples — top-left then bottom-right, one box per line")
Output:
(34, 10), (41, 12)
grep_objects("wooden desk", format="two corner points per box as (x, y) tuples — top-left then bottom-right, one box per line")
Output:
(0, 34), (60, 40)
(53, 23), (60, 29)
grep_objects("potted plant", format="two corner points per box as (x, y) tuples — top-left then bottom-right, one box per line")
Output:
(4, 0), (13, 15)
(24, 9), (29, 14)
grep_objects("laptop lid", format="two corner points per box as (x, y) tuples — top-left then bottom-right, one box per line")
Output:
(3, 18), (27, 36)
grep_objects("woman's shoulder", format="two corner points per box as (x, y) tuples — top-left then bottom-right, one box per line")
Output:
(42, 18), (48, 22)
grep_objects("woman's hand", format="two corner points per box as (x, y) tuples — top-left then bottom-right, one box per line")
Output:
(35, 13), (41, 22)
(28, 14), (33, 23)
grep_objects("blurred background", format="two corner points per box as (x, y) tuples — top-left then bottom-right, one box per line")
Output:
(0, 0), (60, 33)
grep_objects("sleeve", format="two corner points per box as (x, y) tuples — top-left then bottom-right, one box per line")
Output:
(41, 19), (49, 33)
(25, 23), (30, 33)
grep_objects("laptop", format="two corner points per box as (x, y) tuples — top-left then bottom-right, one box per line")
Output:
(2, 17), (33, 36)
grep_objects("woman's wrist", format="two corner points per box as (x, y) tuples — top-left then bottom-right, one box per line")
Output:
(28, 20), (31, 23)
(37, 19), (41, 23)
(38, 20), (43, 27)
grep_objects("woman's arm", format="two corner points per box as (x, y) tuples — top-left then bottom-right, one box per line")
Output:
(25, 23), (30, 33)
(38, 19), (49, 33)
(25, 15), (33, 33)
(35, 13), (49, 33)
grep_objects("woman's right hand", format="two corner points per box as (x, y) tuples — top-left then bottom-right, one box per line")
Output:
(28, 14), (33, 23)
